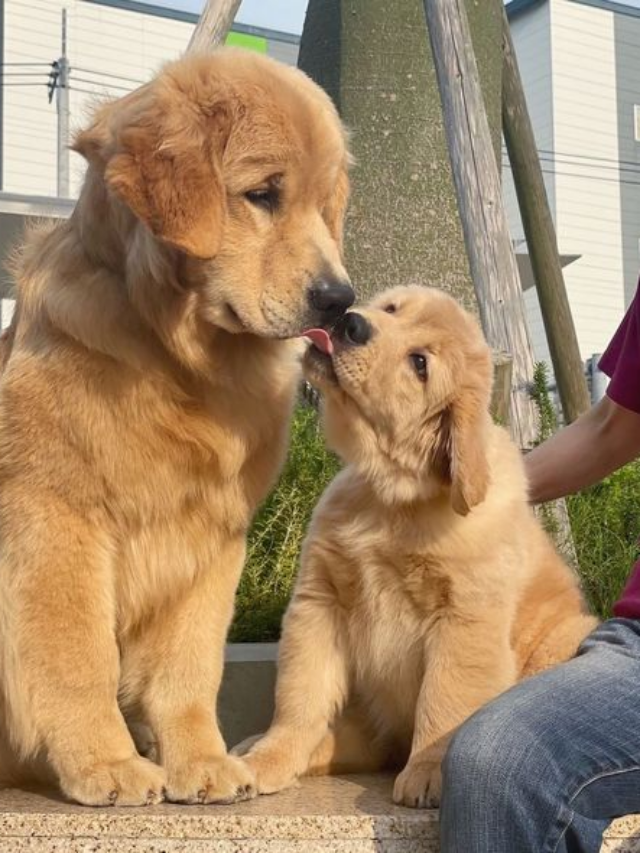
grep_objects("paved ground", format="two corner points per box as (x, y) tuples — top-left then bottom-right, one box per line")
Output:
(0, 774), (636, 851)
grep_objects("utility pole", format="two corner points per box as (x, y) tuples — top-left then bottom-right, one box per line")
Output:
(55, 9), (70, 198)
(501, 6), (590, 424)
(422, 0), (538, 448)
(187, 0), (240, 53)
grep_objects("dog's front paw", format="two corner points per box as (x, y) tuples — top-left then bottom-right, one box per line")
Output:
(165, 754), (256, 805)
(242, 744), (299, 795)
(61, 755), (166, 807)
(393, 757), (441, 809)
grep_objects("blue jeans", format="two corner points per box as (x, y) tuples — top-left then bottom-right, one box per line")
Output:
(440, 619), (640, 853)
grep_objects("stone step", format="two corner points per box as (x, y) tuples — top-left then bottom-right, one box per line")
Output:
(0, 774), (636, 852)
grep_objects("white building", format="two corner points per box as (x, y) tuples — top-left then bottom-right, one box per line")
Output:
(0, 0), (299, 318)
(505, 0), (640, 369)
(1, 0), (299, 199)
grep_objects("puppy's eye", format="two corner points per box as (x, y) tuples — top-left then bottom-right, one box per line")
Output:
(410, 353), (428, 382)
(383, 304), (396, 314)
(245, 188), (279, 213)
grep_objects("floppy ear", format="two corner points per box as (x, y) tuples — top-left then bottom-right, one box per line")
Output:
(74, 92), (230, 259)
(448, 385), (491, 516)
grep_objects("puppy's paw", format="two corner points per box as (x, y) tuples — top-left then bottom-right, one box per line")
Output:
(243, 744), (299, 795)
(393, 758), (441, 809)
(62, 755), (166, 807)
(165, 754), (256, 805)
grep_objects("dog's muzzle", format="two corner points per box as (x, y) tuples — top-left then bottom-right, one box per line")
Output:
(308, 277), (355, 326)
(334, 311), (373, 346)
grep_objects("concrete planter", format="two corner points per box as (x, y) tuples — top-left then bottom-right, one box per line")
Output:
(218, 643), (278, 750)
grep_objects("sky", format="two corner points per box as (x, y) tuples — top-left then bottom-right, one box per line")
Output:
(141, 0), (640, 36)
(147, 0), (309, 33)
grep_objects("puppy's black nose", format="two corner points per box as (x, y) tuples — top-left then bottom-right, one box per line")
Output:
(308, 277), (355, 324)
(335, 312), (372, 346)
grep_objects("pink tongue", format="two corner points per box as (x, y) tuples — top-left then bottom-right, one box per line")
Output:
(302, 328), (334, 355)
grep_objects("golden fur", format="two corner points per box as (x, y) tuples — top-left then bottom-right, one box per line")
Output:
(239, 286), (598, 808)
(0, 49), (351, 805)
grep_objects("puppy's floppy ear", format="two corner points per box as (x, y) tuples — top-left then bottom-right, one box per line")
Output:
(435, 343), (493, 516)
(73, 86), (230, 259)
(448, 385), (490, 516)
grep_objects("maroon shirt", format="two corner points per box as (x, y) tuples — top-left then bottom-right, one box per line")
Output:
(598, 282), (640, 618)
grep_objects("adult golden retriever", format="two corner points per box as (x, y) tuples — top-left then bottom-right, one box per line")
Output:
(0, 49), (353, 806)
(239, 285), (597, 808)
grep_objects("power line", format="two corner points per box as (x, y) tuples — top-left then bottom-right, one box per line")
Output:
(70, 76), (134, 93)
(536, 153), (640, 176)
(502, 144), (640, 173)
(72, 66), (145, 86)
(538, 147), (640, 171)
(502, 160), (640, 188)
(502, 152), (640, 179)
(0, 72), (48, 78)
(68, 86), (115, 97)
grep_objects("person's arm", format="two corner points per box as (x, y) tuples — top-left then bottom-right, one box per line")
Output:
(525, 396), (640, 504)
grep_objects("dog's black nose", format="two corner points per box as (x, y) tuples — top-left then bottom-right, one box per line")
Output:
(335, 312), (372, 346)
(308, 277), (355, 323)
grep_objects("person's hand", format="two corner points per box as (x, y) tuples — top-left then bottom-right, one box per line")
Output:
(525, 396), (640, 504)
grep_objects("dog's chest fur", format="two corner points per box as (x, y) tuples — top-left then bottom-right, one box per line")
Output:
(0, 344), (298, 628)
(324, 514), (454, 742)
(113, 372), (296, 624)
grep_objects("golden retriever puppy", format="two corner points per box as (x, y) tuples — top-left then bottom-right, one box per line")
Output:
(240, 285), (597, 808)
(0, 49), (353, 806)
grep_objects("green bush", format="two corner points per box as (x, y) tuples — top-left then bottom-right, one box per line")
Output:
(568, 463), (640, 618)
(229, 402), (340, 642)
(530, 362), (640, 618)
(530, 362), (558, 446)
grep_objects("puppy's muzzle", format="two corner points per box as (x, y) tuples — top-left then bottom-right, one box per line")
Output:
(308, 277), (355, 326)
(334, 311), (373, 346)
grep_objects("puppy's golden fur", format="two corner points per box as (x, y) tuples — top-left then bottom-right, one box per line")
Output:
(240, 286), (597, 808)
(0, 49), (351, 805)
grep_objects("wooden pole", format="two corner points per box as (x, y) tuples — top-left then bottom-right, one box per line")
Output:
(422, 0), (538, 448)
(490, 352), (513, 427)
(56, 9), (70, 198)
(187, 0), (241, 53)
(501, 7), (590, 424)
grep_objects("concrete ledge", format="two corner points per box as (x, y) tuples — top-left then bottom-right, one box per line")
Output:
(0, 775), (436, 852)
(604, 816), (640, 852)
(218, 644), (278, 749)
(0, 775), (636, 851)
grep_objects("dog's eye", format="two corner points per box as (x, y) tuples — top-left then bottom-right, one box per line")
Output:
(410, 353), (428, 382)
(245, 188), (279, 213)
(383, 304), (396, 314)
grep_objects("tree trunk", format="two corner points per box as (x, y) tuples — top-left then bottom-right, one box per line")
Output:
(188, 0), (241, 53)
(298, 0), (503, 310)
